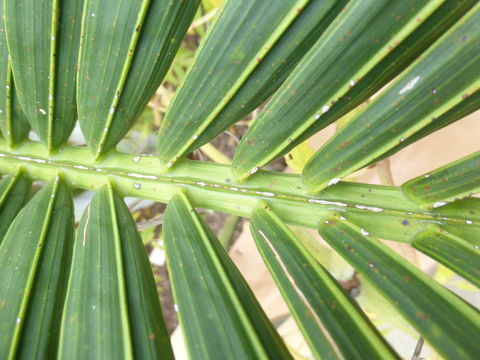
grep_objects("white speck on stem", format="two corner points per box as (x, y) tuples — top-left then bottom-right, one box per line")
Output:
(354, 205), (384, 212)
(16, 318), (22, 324)
(424, 173), (431, 178)
(368, 263), (375, 269)
(349, 80), (356, 87)
(307, 199), (347, 207)
(432, 201), (448, 208)
(327, 177), (341, 186)
(127, 173), (157, 180)
(192, 134), (198, 140)
(256, 191), (275, 197)
(360, 228), (370, 236)
(174, 304), (179, 312)
(195, 182), (207, 187)
(133, 183), (141, 190)
(465, 220), (473, 225)
(109, 107), (115, 115)
(166, 161), (173, 168)
(315, 114), (321, 120)
(132, 155), (141, 163)
(322, 105), (330, 114)
(39, 108), (47, 115)
(339, 216), (346, 221)
(249, 167), (259, 175)
(399, 75), (421, 95)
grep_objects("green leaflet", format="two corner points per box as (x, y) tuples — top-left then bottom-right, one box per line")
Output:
(302, 4), (480, 192)
(250, 206), (399, 360)
(58, 184), (173, 359)
(0, 169), (30, 243)
(157, 0), (309, 168)
(413, 228), (480, 287)
(182, 0), (349, 153)
(77, 0), (199, 158)
(233, 0), (451, 179)
(4, 0), (83, 151)
(163, 192), (292, 360)
(0, 177), (74, 359)
(374, 88), (480, 162)
(0, 0), (29, 146)
(318, 215), (480, 359)
(277, 0), (479, 165)
(402, 152), (480, 207)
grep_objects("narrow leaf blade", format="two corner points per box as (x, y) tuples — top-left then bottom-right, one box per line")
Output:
(303, 5), (480, 191)
(0, 177), (74, 359)
(78, 0), (199, 157)
(0, 169), (31, 244)
(4, 0), (83, 150)
(402, 152), (480, 207)
(163, 192), (292, 359)
(318, 216), (480, 359)
(0, 0), (29, 145)
(413, 228), (480, 287)
(182, 0), (348, 154)
(58, 184), (173, 359)
(157, 0), (309, 167)
(251, 206), (399, 359)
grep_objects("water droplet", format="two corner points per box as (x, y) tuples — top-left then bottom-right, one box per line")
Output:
(432, 88), (438, 94)
(133, 183), (141, 190)
(16, 318), (22, 324)
(249, 167), (259, 175)
(132, 155), (141, 163)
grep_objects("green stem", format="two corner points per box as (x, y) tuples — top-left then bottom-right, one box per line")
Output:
(0, 139), (477, 244)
